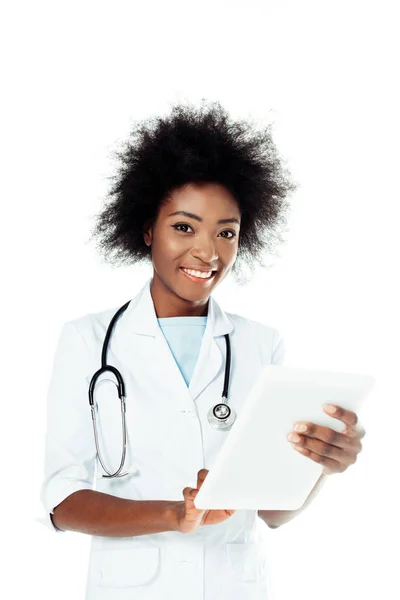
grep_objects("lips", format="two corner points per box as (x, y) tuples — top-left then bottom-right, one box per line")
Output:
(179, 267), (217, 283)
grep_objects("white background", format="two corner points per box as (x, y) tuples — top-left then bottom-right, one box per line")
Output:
(1, 1), (399, 598)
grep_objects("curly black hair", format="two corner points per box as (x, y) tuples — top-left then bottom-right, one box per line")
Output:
(89, 99), (298, 285)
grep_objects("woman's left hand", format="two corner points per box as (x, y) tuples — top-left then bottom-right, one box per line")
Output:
(287, 404), (366, 475)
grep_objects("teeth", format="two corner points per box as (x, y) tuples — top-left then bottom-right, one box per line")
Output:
(182, 268), (213, 279)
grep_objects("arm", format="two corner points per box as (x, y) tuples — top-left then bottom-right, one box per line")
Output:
(52, 490), (182, 536)
(258, 473), (327, 529)
(40, 322), (180, 536)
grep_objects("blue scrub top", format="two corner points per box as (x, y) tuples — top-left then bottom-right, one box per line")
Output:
(157, 316), (207, 386)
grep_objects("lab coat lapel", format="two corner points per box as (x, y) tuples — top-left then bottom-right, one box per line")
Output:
(120, 279), (187, 404)
(188, 293), (234, 402)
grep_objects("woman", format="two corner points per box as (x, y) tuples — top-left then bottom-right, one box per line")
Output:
(40, 101), (365, 599)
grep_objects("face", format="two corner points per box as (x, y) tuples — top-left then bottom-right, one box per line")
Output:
(143, 182), (241, 315)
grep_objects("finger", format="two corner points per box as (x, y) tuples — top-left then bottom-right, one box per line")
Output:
(344, 420), (367, 439)
(291, 436), (359, 465)
(197, 469), (209, 490)
(324, 404), (358, 428)
(292, 422), (362, 451)
(183, 487), (197, 502)
(292, 445), (349, 474)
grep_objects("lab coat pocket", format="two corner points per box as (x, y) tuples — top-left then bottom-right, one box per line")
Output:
(91, 546), (160, 588)
(225, 542), (267, 582)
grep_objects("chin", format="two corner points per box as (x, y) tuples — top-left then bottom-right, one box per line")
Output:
(175, 273), (218, 301)
(176, 285), (212, 303)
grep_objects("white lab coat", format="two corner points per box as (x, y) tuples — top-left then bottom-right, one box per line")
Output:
(40, 277), (286, 600)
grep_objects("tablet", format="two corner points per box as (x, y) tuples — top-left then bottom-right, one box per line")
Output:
(194, 365), (375, 511)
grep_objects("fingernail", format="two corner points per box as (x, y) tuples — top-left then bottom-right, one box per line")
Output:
(294, 423), (307, 432)
(324, 404), (336, 414)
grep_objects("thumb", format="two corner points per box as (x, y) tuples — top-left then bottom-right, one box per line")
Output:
(183, 486), (197, 499)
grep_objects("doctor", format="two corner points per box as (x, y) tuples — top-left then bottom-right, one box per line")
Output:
(40, 101), (365, 600)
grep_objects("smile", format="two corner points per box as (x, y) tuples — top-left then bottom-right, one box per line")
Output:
(180, 267), (216, 283)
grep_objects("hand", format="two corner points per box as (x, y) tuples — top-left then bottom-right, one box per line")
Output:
(175, 469), (236, 534)
(287, 404), (366, 476)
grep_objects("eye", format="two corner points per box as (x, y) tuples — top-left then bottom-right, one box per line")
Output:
(172, 223), (192, 233)
(172, 223), (237, 239)
(219, 230), (236, 239)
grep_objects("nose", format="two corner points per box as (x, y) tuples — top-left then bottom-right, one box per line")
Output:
(190, 233), (219, 264)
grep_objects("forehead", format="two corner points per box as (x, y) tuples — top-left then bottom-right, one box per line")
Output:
(160, 182), (240, 216)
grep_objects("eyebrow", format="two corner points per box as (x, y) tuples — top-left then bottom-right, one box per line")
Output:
(168, 210), (240, 225)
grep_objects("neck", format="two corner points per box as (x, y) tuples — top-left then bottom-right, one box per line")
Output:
(150, 275), (209, 318)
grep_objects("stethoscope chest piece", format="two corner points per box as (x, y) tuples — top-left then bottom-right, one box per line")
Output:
(207, 402), (237, 430)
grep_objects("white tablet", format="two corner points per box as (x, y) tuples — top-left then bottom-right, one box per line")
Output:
(194, 365), (375, 511)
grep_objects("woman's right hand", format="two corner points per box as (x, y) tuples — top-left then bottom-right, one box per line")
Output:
(175, 469), (236, 534)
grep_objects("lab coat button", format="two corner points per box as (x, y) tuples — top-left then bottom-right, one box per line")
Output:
(180, 409), (196, 416)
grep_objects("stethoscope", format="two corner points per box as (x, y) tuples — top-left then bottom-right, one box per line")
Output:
(88, 301), (236, 478)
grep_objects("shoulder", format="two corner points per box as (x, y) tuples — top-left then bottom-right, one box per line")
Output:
(60, 304), (122, 351)
(226, 311), (277, 342)
(225, 311), (285, 365)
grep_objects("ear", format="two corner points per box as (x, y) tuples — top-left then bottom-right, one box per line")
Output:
(142, 219), (153, 247)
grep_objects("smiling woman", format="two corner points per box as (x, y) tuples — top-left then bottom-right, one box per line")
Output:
(40, 99), (300, 600)
(141, 181), (242, 316)
(89, 100), (297, 317)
